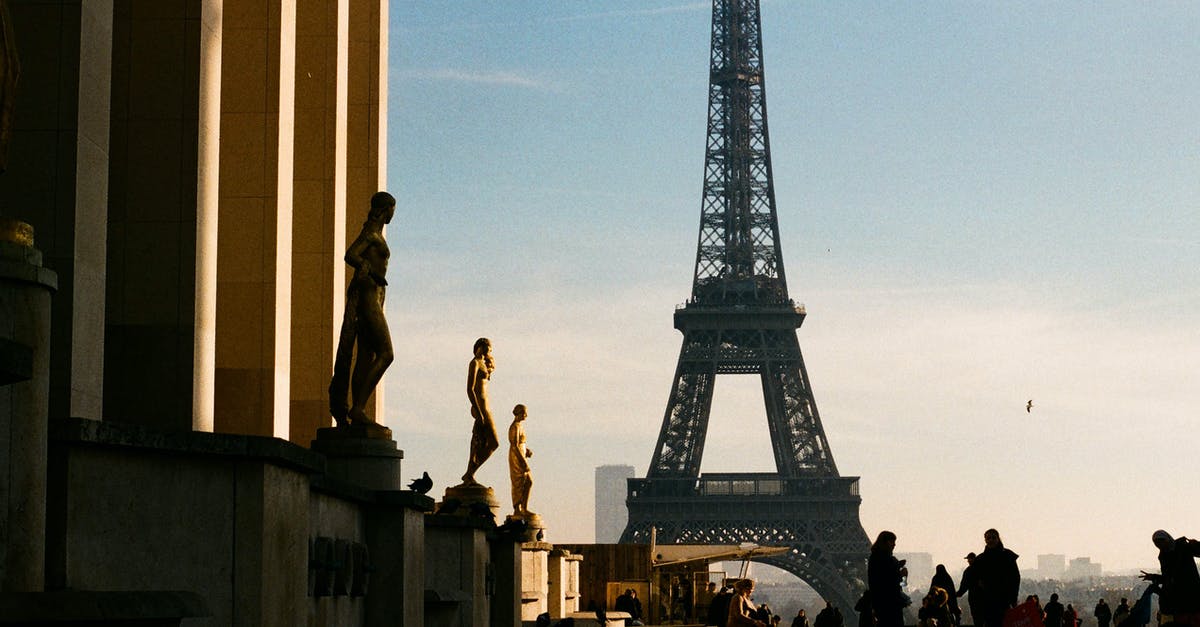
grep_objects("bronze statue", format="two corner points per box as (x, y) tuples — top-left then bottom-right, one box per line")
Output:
(461, 338), (498, 485)
(329, 191), (395, 427)
(507, 404), (534, 518)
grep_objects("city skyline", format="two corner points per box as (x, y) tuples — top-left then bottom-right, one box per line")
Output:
(383, 1), (1199, 573)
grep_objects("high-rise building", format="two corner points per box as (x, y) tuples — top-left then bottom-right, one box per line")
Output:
(595, 465), (635, 543)
(1038, 554), (1067, 580)
(896, 552), (933, 589)
(1066, 557), (1102, 580)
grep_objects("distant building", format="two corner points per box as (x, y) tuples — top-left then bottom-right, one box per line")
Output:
(1038, 554), (1067, 580)
(1065, 557), (1102, 580)
(595, 465), (636, 542)
(896, 552), (933, 589)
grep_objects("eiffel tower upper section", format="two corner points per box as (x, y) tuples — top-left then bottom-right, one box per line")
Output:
(691, 0), (787, 307)
(645, 0), (839, 480)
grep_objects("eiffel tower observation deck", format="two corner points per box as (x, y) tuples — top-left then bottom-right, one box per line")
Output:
(620, 0), (870, 612)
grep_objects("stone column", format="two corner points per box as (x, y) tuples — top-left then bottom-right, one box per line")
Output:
(104, 0), (218, 432)
(565, 553), (583, 614)
(521, 541), (552, 622)
(425, 516), (492, 627)
(2, 0), (112, 422)
(491, 535), (522, 627)
(364, 492), (431, 627)
(343, 0), (386, 423)
(213, 0), (296, 438)
(288, 0), (347, 446)
(0, 221), (57, 591)
(547, 548), (569, 619)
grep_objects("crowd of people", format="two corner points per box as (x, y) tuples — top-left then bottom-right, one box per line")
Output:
(597, 527), (1197, 627)
(859, 528), (1200, 627)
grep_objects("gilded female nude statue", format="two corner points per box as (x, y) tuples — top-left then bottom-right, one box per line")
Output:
(507, 404), (534, 518)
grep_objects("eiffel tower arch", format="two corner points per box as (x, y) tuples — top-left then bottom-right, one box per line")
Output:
(620, 0), (870, 614)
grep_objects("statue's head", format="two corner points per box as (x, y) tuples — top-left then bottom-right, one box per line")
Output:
(369, 191), (396, 223)
(513, 404), (527, 419)
(473, 337), (491, 356)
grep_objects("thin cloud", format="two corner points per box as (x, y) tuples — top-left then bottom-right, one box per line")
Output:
(398, 68), (547, 90)
(544, 3), (711, 24)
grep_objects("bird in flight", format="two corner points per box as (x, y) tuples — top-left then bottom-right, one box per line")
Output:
(1026, 400), (1033, 413)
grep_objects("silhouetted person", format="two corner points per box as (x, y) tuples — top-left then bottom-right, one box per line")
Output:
(973, 528), (1020, 627)
(1065, 604), (1079, 627)
(710, 585), (734, 627)
(1095, 599), (1112, 627)
(1140, 529), (1200, 620)
(615, 588), (644, 626)
(869, 531), (909, 627)
(957, 552), (982, 627)
(1113, 598), (1130, 627)
(854, 591), (873, 627)
(791, 608), (810, 627)
(932, 564), (961, 625)
(815, 602), (837, 627)
(1044, 593), (1065, 627)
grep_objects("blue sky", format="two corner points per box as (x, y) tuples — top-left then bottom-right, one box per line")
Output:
(383, 1), (1199, 574)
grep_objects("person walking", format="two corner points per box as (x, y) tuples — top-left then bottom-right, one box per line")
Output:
(869, 531), (909, 627)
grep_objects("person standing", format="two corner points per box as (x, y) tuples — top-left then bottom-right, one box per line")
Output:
(931, 564), (961, 625)
(973, 529), (1020, 627)
(791, 608), (810, 627)
(957, 552), (982, 627)
(1113, 598), (1130, 627)
(854, 591), (873, 627)
(710, 585), (734, 627)
(868, 531), (909, 627)
(1044, 593), (1065, 627)
(1065, 604), (1079, 627)
(1095, 598), (1112, 627)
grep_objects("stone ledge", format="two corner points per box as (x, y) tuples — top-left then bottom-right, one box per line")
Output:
(309, 474), (436, 511)
(0, 590), (207, 624)
(50, 417), (325, 475)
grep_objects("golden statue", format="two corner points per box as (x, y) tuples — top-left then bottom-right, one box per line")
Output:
(329, 191), (395, 428)
(507, 404), (534, 518)
(461, 338), (498, 485)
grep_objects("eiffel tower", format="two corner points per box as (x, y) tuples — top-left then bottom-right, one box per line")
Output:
(620, 0), (869, 613)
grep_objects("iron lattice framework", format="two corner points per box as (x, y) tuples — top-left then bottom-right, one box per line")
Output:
(621, 0), (869, 614)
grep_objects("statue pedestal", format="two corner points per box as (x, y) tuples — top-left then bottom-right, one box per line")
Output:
(311, 425), (403, 491)
(439, 483), (501, 522)
(504, 513), (544, 542)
